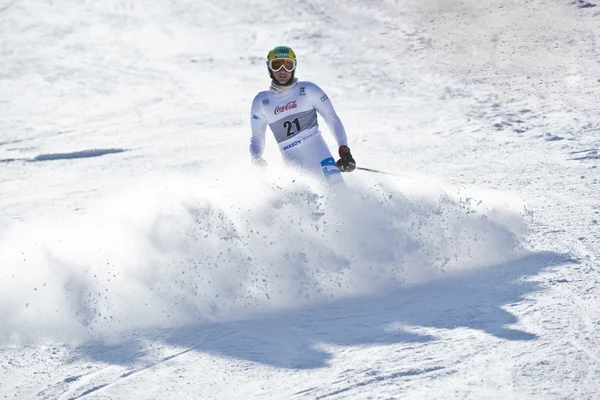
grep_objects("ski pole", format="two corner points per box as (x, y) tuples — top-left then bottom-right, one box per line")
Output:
(355, 166), (402, 177)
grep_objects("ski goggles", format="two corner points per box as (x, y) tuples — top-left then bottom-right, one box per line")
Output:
(268, 58), (296, 72)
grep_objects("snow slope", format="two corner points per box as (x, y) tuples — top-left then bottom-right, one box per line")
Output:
(1, 0), (599, 398)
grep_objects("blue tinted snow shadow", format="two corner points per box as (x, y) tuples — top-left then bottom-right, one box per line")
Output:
(0, 148), (128, 163)
(569, 149), (599, 161)
(73, 251), (573, 370)
(32, 148), (127, 161)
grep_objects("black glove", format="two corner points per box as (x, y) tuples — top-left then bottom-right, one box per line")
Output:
(336, 145), (356, 172)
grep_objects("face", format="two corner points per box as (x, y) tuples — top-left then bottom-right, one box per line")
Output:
(273, 69), (292, 84)
(269, 58), (295, 84)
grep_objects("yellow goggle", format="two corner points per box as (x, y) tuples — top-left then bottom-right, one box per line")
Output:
(268, 58), (296, 72)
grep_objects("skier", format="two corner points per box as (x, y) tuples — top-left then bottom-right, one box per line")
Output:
(249, 46), (356, 187)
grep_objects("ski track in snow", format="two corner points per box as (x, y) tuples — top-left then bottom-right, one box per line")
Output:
(1, 0), (599, 398)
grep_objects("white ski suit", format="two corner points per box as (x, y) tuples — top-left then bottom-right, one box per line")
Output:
(250, 80), (348, 186)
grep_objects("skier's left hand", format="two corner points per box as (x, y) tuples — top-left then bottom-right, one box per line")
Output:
(336, 145), (356, 172)
(252, 157), (268, 168)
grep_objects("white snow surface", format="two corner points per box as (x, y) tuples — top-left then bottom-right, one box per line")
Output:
(1, 0), (599, 399)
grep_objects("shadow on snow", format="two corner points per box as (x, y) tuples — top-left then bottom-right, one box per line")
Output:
(0, 148), (127, 163)
(31, 148), (127, 162)
(74, 250), (574, 370)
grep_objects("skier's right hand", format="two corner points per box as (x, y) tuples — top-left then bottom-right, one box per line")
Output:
(252, 157), (268, 168)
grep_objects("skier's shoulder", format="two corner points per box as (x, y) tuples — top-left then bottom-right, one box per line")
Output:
(253, 90), (271, 100)
(298, 81), (331, 106)
(300, 81), (329, 99)
(252, 90), (271, 107)
(298, 80), (322, 91)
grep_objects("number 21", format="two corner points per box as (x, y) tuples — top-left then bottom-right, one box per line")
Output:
(284, 118), (301, 136)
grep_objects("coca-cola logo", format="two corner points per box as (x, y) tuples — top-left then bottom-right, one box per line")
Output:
(274, 101), (297, 115)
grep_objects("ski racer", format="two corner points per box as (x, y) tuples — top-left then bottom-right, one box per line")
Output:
(249, 46), (356, 186)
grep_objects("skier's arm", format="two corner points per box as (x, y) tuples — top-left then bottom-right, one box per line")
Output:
(250, 95), (268, 159)
(309, 83), (348, 147)
(310, 83), (355, 172)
